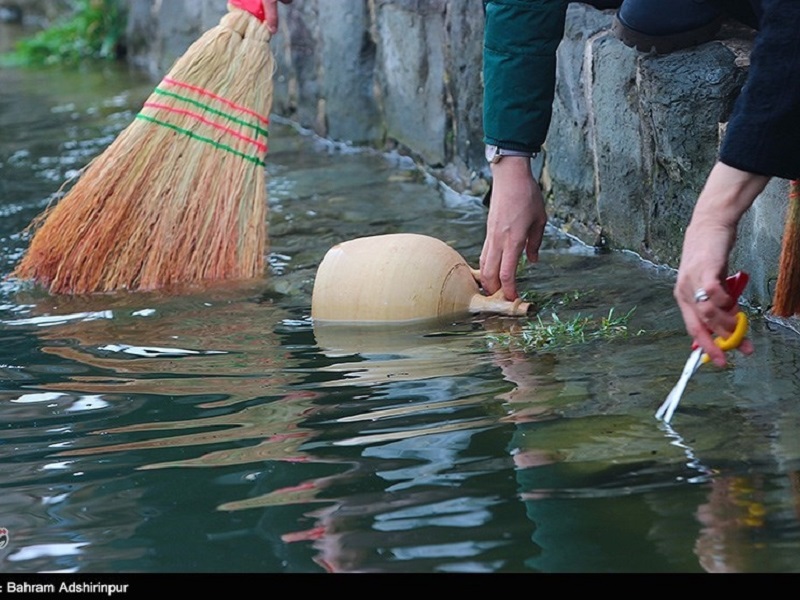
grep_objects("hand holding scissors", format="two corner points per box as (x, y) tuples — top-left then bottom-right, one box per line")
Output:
(656, 272), (749, 423)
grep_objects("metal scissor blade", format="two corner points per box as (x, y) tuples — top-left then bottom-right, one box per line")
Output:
(656, 347), (704, 423)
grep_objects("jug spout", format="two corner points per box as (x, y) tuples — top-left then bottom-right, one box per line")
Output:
(469, 290), (531, 317)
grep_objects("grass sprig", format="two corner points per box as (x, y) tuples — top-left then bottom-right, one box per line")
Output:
(487, 306), (643, 353)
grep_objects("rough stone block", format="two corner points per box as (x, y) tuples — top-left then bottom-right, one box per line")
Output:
(373, 0), (447, 165)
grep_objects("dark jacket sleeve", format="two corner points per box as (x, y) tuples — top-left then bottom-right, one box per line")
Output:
(719, 0), (800, 180)
(483, 0), (568, 153)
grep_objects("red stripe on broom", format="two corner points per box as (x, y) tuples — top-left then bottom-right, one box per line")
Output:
(135, 113), (267, 166)
(151, 87), (269, 138)
(162, 77), (270, 125)
(142, 102), (268, 153)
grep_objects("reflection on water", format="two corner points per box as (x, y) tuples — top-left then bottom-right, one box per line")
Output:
(2, 32), (800, 573)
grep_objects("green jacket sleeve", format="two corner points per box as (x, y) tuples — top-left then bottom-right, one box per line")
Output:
(483, 0), (567, 153)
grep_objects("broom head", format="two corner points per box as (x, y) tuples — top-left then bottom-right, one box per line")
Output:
(11, 2), (275, 295)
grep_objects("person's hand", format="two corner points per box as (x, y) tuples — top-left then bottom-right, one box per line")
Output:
(480, 157), (546, 301)
(674, 162), (768, 366)
(262, 0), (292, 34)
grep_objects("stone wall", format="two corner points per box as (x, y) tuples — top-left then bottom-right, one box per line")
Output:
(9, 0), (789, 310)
(267, 1), (787, 309)
(0, 0), (74, 26)
(545, 7), (786, 306)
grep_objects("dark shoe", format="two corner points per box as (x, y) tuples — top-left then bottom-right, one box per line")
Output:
(613, 0), (725, 53)
(576, 1), (624, 9)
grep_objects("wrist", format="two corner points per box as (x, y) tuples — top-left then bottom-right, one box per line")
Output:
(485, 144), (537, 165)
(490, 155), (534, 178)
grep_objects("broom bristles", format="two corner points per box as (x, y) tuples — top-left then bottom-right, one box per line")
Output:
(12, 8), (274, 295)
(772, 180), (800, 317)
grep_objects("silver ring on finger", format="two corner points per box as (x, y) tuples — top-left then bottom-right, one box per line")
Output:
(694, 288), (710, 303)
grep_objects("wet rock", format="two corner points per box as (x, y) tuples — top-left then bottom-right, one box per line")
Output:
(0, 4), (22, 24)
(7, 0), (73, 26)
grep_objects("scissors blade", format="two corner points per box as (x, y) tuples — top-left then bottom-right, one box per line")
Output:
(656, 347), (704, 423)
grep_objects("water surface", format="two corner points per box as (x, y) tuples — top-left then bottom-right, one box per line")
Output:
(2, 29), (800, 573)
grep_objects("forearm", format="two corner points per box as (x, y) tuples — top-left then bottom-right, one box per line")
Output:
(675, 162), (768, 365)
(687, 162), (769, 233)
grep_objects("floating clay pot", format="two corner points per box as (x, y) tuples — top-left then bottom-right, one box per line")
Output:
(311, 233), (531, 324)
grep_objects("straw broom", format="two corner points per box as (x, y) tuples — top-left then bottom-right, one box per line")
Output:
(772, 180), (800, 316)
(12, 0), (275, 295)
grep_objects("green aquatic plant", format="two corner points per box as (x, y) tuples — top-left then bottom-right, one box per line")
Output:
(487, 306), (644, 353)
(2, 0), (125, 67)
(521, 287), (592, 310)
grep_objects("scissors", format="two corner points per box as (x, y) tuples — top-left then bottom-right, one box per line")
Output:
(655, 272), (750, 424)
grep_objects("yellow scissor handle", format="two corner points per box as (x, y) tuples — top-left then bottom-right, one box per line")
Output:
(700, 311), (749, 364)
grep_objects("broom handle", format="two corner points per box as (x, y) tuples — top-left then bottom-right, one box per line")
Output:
(229, 0), (266, 21)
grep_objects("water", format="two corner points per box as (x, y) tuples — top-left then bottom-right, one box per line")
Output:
(3, 27), (800, 574)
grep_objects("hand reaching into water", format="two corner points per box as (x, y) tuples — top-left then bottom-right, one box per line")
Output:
(480, 157), (547, 301)
(674, 162), (768, 365)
